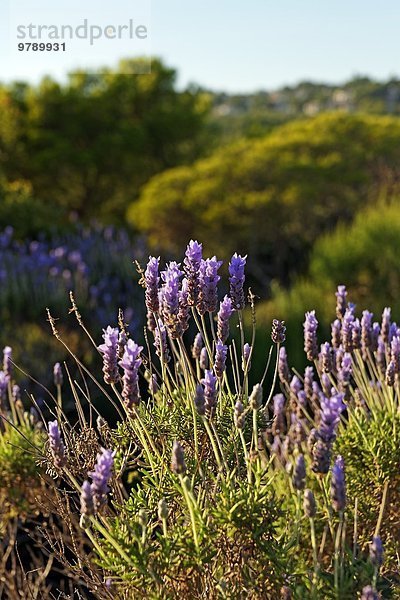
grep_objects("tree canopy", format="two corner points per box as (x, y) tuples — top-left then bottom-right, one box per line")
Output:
(0, 58), (209, 225)
(132, 112), (400, 290)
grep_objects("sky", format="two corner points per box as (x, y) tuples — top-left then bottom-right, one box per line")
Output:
(1, 0), (400, 92)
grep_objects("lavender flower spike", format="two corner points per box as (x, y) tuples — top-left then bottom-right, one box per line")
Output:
(335, 285), (347, 320)
(341, 308), (355, 353)
(197, 257), (222, 315)
(381, 307), (391, 344)
(272, 319), (286, 344)
(3, 346), (12, 377)
(331, 455), (346, 512)
(119, 339), (143, 409)
(214, 340), (228, 379)
(160, 261), (184, 338)
(192, 332), (203, 360)
(229, 253), (247, 310)
(242, 343), (252, 371)
(171, 441), (186, 475)
(90, 448), (115, 511)
(370, 535), (384, 569)
(293, 454), (306, 491)
(304, 311), (318, 361)
(98, 326), (120, 384)
(48, 420), (66, 468)
(202, 369), (218, 411)
(217, 295), (233, 343)
(361, 586), (378, 600)
(53, 362), (63, 387)
(183, 240), (202, 306)
(0, 371), (9, 405)
(278, 346), (290, 384)
(144, 256), (160, 314)
(80, 480), (94, 517)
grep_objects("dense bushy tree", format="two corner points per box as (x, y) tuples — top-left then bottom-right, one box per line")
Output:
(0, 58), (209, 224)
(132, 113), (400, 290)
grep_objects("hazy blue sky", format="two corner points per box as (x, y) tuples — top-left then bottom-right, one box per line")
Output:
(1, 0), (400, 91)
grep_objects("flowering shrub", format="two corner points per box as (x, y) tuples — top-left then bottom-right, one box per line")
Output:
(0, 242), (399, 598)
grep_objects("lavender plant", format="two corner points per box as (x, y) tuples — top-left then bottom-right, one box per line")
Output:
(2, 246), (399, 599)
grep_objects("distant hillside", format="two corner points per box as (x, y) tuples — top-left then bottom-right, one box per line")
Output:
(206, 76), (400, 143)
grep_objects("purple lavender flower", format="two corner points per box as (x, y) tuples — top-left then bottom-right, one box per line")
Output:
(202, 369), (218, 411)
(331, 455), (346, 512)
(361, 586), (378, 600)
(338, 353), (352, 392)
(278, 346), (290, 384)
(98, 327), (120, 384)
(381, 307), (391, 344)
(352, 318), (361, 350)
(234, 400), (245, 429)
(341, 308), (355, 353)
(320, 342), (334, 373)
(272, 393), (286, 436)
(48, 420), (66, 468)
(192, 333), (203, 360)
(119, 339), (143, 409)
(171, 441), (186, 475)
(385, 359), (396, 386)
(80, 480), (94, 517)
(0, 371), (9, 405)
(90, 448), (114, 511)
(293, 454), (306, 491)
(370, 535), (384, 569)
(371, 323), (380, 352)
(199, 346), (209, 370)
(304, 311), (318, 361)
(290, 375), (302, 395)
(214, 340), (228, 379)
(53, 362), (63, 387)
(183, 240), (203, 306)
(177, 278), (191, 335)
(217, 295), (233, 343)
(376, 338), (386, 377)
(331, 319), (342, 349)
(194, 383), (205, 416)
(272, 319), (286, 344)
(335, 285), (347, 320)
(146, 310), (157, 332)
(321, 373), (332, 397)
(160, 262), (184, 338)
(249, 383), (263, 410)
(144, 256), (160, 314)
(197, 257), (222, 315)
(229, 253), (247, 310)
(311, 393), (345, 474)
(242, 343), (252, 371)
(303, 489), (317, 518)
(319, 393), (345, 444)
(149, 374), (159, 395)
(12, 384), (21, 402)
(154, 320), (171, 364)
(361, 310), (373, 355)
(390, 336), (400, 372)
(304, 366), (314, 400)
(3, 346), (12, 378)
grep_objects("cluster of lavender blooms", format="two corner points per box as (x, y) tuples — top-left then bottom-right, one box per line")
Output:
(98, 240), (249, 416)
(272, 284), (400, 480)
(0, 225), (143, 330)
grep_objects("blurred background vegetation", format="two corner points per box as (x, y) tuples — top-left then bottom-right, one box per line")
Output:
(1, 57), (400, 388)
